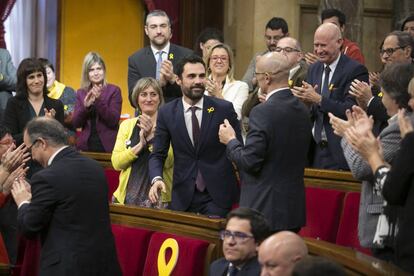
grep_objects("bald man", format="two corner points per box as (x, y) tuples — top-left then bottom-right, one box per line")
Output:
(219, 52), (311, 233)
(292, 23), (368, 170)
(258, 231), (308, 276)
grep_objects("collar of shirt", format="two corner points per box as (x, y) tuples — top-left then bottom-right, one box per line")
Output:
(266, 86), (290, 101)
(151, 42), (171, 60)
(325, 53), (341, 76)
(388, 113), (398, 125)
(289, 64), (301, 80)
(47, 146), (69, 166)
(182, 96), (204, 112)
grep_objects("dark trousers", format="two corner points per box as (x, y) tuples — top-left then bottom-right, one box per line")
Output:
(186, 188), (230, 218)
(0, 199), (18, 264)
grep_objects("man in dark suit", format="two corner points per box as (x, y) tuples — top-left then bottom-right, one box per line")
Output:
(209, 208), (270, 276)
(127, 9), (193, 104)
(219, 52), (311, 232)
(292, 23), (369, 170)
(11, 117), (121, 276)
(148, 55), (241, 217)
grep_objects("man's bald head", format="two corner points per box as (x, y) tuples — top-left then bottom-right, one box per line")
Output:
(258, 231), (308, 276)
(256, 52), (291, 93)
(313, 23), (343, 65)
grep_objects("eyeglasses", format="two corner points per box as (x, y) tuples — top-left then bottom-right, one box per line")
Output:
(0, 137), (14, 146)
(379, 46), (405, 56)
(211, 55), (228, 62)
(254, 71), (279, 76)
(220, 230), (254, 243)
(275, 47), (300, 53)
(27, 138), (41, 153)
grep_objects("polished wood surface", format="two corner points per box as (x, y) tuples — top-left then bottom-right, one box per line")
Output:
(0, 264), (10, 276)
(81, 151), (362, 192)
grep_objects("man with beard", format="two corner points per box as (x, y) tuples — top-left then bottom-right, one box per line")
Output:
(128, 10), (193, 105)
(148, 55), (242, 217)
(242, 17), (289, 91)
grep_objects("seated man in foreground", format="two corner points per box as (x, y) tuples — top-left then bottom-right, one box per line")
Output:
(209, 207), (270, 276)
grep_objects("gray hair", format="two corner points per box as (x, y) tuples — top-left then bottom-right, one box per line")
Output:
(145, 10), (171, 26)
(25, 117), (68, 147)
(80, 52), (107, 89)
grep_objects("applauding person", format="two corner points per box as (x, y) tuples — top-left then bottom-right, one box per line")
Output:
(73, 52), (122, 152)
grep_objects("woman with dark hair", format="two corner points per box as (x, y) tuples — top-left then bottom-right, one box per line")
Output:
(72, 52), (122, 152)
(111, 77), (172, 207)
(3, 58), (64, 145)
(194, 27), (224, 59)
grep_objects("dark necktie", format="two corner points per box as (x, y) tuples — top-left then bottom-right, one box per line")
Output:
(190, 106), (206, 191)
(228, 265), (239, 276)
(314, 65), (331, 143)
(156, 51), (163, 80)
(190, 106), (200, 147)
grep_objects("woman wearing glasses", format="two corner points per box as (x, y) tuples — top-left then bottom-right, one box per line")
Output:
(204, 43), (249, 120)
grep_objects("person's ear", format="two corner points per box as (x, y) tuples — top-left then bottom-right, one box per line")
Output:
(404, 46), (412, 59)
(144, 25), (149, 36)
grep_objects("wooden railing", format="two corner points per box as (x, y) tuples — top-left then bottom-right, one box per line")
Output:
(109, 205), (406, 275)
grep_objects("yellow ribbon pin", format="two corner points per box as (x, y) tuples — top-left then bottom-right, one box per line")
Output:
(288, 79), (293, 88)
(207, 107), (215, 113)
(329, 84), (334, 92)
(169, 53), (174, 60)
(157, 238), (179, 276)
(378, 91), (383, 97)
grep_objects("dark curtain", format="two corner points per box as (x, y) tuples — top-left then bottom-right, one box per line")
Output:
(143, 0), (180, 44)
(0, 0), (16, 49)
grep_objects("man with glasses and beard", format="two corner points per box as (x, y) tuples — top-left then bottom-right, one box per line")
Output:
(209, 208), (270, 276)
(148, 55), (242, 218)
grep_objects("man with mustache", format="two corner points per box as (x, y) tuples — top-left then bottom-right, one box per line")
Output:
(127, 10), (193, 105)
(148, 55), (242, 217)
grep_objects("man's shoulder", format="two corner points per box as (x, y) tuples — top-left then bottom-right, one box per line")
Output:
(209, 257), (228, 272)
(128, 46), (151, 60)
(170, 43), (193, 55)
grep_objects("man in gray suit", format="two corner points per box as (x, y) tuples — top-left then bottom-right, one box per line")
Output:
(0, 48), (17, 122)
(127, 9), (193, 105)
(219, 52), (311, 232)
(329, 63), (414, 260)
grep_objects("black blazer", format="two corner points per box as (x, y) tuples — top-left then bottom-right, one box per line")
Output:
(3, 96), (64, 145)
(149, 96), (242, 211)
(209, 257), (261, 276)
(307, 54), (369, 169)
(127, 43), (193, 104)
(227, 89), (311, 231)
(17, 147), (121, 276)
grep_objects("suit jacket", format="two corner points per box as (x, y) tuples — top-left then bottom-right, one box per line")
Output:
(3, 96), (64, 145)
(72, 83), (122, 152)
(307, 54), (369, 169)
(227, 89), (311, 231)
(341, 114), (414, 248)
(367, 96), (389, 136)
(149, 96), (242, 211)
(0, 48), (17, 94)
(127, 44), (193, 104)
(209, 257), (261, 276)
(17, 147), (121, 276)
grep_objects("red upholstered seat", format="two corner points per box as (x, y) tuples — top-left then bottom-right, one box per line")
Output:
(299, 187), (345, 243)
(143, 232), (210, 276)
(111, 224), (153, 276)
(336, 192), (371, 255)
(104, 168), (120, 201)
(14, 236), (41, 276)
(0, 234), (9, 264)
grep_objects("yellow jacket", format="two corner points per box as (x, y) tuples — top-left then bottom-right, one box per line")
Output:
(111, 117), (173, 204)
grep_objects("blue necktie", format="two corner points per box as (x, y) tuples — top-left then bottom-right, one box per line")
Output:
(156, 51), (163, 80)
(228, 265), (239, 276)
(314, 65), (331, 143)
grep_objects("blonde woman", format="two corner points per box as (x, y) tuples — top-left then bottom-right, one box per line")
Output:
(204, 43), (249, 120)
(72, 52), (122, 152)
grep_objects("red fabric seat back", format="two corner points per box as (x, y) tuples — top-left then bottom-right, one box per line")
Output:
(104, 168), (120, 201)
(0, 234), (9, 264)
(111, 224), (153, 276)
(299, 187), (345, 243)
(14, 236), (41, 276)
(143, 232), (210, 276)
(335, 192), (371, 255)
